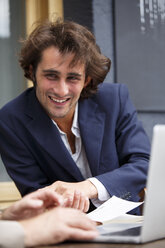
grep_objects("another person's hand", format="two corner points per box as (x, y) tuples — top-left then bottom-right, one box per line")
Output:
(45, 180), (98, 212)
(19, 207), (98, 247)
(1, 189), (63, 220)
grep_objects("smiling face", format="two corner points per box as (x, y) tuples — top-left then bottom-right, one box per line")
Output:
(34, 46), (90, 125)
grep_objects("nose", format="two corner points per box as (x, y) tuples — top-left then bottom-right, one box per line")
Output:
(53, 80), (69, 97)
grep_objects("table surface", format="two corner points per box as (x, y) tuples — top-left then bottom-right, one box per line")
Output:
(38, 239), (165, 248)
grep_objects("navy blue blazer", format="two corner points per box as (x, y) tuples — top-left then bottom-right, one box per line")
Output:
(0, 83), (150, 202)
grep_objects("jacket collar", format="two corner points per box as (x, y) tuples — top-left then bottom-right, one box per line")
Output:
(79, 97), (105, 176)
(25, 88), (105, 179)
(25, 89), (83, 180)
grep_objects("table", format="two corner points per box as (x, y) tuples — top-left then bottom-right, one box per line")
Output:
(38, 239), (165, 248)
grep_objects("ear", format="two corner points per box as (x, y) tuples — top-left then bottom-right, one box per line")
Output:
(29, 65), (35, 81)
(84, 76), (92, 88)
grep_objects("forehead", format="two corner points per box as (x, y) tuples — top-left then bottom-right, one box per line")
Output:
(39, 46), (85, 72)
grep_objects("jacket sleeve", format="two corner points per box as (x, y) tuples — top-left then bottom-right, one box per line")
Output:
(0, 221), (24, 248)
(96, 84), (150, 202)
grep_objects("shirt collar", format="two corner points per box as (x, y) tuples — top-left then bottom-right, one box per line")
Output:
(52, 103), (80, 137)
(71, 103), (80, 137)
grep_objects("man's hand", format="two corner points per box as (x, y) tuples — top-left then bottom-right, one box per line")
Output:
(1, 189), (63, 221)
(20, 207), (98, 247)
(44, 180), (98, 212)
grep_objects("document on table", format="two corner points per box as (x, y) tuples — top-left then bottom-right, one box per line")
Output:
(87, 196), (143, 224)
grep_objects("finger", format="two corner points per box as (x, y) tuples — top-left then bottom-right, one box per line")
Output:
(62, 198), (70, 207)
(12, 198), (43, 214)
(83, 197), (90, 213)
(20, 199), (43, 209)
(66, 227), (98, 241)
(71, 191), (81, 209)
(64, 195), (74, 208)
(68, 210), (97, 231)
(32, 189), (63, 207)
(78, 193), (86, 212)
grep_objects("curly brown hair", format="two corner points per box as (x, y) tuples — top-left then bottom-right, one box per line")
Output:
(19, 19), (111, 98)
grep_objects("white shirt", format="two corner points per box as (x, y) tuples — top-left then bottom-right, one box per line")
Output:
(0, 221), (24, 248)
(52, 103), (110, 207)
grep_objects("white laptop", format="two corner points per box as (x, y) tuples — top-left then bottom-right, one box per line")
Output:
(95, 125), (165, 243)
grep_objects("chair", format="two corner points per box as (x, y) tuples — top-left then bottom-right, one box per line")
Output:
(0, 181), (21, 210)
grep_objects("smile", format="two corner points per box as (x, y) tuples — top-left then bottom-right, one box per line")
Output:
(49, 96), (70, 103)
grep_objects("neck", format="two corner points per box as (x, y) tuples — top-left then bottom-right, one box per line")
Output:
(54, 116), (76, 154)
(53, 105), (77, 133)
(55, 117), (73, 133)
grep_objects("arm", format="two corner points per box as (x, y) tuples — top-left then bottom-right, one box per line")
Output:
(96, 84), (150, 202)
(19, 207), (98, 247)
(0, 204), (98, 247)
(1, 189), (63, 221)
(0, 187), (98, 247)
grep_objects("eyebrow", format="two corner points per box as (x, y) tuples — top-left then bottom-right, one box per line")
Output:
(42, 69), (60, 74)
(67, 72), (82, 78)
(42, 69), (82, 77)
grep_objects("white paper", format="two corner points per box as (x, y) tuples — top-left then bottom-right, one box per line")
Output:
(88, 196), (143, 223)
(103, 213), (144, 224)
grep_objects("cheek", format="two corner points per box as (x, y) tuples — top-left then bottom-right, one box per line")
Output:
(72, 88), (83, 99)
(36, 84), (47, 102)
(36, 79), (50, 92)
(72, 82), (85, 96)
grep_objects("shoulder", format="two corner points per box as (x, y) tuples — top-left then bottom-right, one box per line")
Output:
(0, 87), (34, 121)
(97, 82), (129, 98)
(82, 83), (136, 118)
(0, 87), (34, 111)
(92, 83), (130, 109)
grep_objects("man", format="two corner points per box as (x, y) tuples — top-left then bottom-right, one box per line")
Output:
(0, 19), (150, 212)
(0, 189), (98, 248)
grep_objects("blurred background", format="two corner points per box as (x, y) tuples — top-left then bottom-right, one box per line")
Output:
(0, 0), (165, 181)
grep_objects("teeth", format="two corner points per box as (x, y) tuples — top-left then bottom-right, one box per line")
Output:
(50, 96), (67, 103)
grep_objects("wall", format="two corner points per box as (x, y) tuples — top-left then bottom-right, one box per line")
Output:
(113, 0), (165, 141)
(63, 0), (165, 142)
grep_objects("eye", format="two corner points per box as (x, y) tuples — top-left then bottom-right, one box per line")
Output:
(68, 76), (77, 80)
(45, 74), (58, 80)
(67, 75), (81, 82)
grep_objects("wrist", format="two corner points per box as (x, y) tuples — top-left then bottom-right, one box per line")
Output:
(19, 220), (30, 247)
(19, 219), (37, 247)
(85, 180), (98, 199)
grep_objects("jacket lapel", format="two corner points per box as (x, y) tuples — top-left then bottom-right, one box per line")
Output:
(25, 89), (83, 181)
(79, 98), (105, 176)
